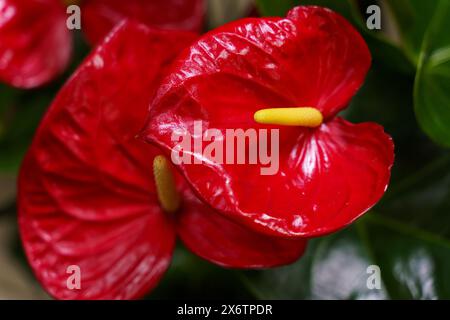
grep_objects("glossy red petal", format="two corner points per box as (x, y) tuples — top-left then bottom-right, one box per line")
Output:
(178, 186), (307, 268)
(140, 6), (389, 238)
(0, 0), (72, 88)
(82, 0), (205, 44)
(19, 154), (175, 299)
(18, 22), (196, 299)
(153, 117), (394, 238)
(141, 6), (370, 125)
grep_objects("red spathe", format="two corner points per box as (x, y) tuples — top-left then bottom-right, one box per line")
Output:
(141, 6), (395, 238)
(82, 0), (205, 44)
(18, 21), (307, 300)
(0, 0), (72, 88)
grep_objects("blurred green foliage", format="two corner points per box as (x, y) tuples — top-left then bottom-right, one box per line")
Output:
(414, 1), (450, 147)
(0, 84), (56, 172)
(0, 32), (89, 173)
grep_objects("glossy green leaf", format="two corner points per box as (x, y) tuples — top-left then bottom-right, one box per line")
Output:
(385, 0), (440, 63)
(414, 1), (450, 147)
(379, 152), (450, 240)
(242, 226), (387, 299)
(242, 215), (450, 299)
(365, 216), (450, 299)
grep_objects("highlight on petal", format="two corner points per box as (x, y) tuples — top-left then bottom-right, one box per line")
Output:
(140, 6), (386, 238)
(0, 0), (72, 88)
(174, 117), (393, 238)
(18, 21), (196, 299)
(177, 187), (307, 268)
(232, 117), (394, 238)
(19, 154), (176, 299)
(82, 0), (205, 44)
(142, 5), (370, 127)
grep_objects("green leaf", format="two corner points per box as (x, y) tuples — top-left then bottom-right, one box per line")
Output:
(242, 145), (450, 300)
(362, 215), (450, 299)
(385, 0), (440, 64)
(379, 152), (450, 241)
(242, 215), (450, 299)
(414, 1), (450, 147)
(242, 226), (387, 299)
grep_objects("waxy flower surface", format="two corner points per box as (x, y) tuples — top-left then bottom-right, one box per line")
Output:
(0, 0), (204, 88)
(18, 21), (306, 300)
(141, 6), (395, 238)
(0, 0), (71, 88)
(82, 0), (204, 44)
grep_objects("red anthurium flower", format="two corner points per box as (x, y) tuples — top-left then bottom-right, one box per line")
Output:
(18, 21), (306, 300)
(0, 0), (204, 88)
(81, 0), (205, 44)
(0, 0), (72, 88)
(140, 6), (395, 238)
